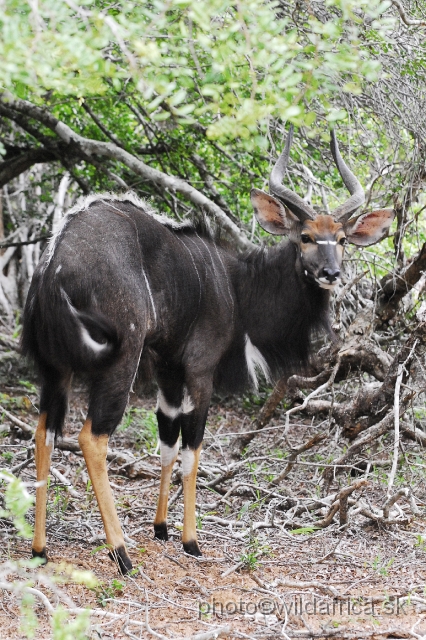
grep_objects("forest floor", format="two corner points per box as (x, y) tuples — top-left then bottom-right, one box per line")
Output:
(1, 340), (426, 640)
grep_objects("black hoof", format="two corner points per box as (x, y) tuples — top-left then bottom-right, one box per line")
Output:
(154, 522), (169, 541)
(183, 540), (202, 557)
(32, 548), (48, 564)
(108, 545), (133, 575)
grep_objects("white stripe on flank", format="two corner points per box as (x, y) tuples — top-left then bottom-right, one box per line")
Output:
(160, 441), (179, 468)
(245, 334), (271, 390)
(80, 325), (108, 354)
(194, 232), (233, 315)
(61, 288), (108, 354)
(181, 449), (195, 477)
(142, 267), (157, 324)
(212, 241), (234, 318)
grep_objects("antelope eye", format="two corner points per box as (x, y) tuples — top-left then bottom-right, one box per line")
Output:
(339, 237), (347, 246)
(301, 234), (313, 244)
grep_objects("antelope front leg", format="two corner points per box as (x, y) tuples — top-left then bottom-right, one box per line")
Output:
(32, 413), (53, 561)
(179, 380), (211, 557)
(154, 440), (179, 540)
(78, 419), (132, 575)
(154, 386), (183, 541)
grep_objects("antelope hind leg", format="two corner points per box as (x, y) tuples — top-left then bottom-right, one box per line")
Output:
(79, 419), (132, 575)
(32, 413), (53, 562)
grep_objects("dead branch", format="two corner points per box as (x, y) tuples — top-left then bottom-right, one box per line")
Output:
(0, 582), (54, 614)
(332, 270), (368, 332)
(0, 146), (58, 188)
(0, 404), (34, 436)
(55, 437), (157, 478)
(50, 467), (79, 498)
(221, 562), (244, 578)
(383, 487), (410, 519)
(271, 578), (340, 598)
(231, 318), (393, 454)
(269, 432), (327, 486)
(190, 626), (232, 640)
(0, 236), (49, 249)
(315, 480), (367, 528)
(338, 480), (368, 526)
(290, 325), (421, 441)
(230, 376), (288, 453)
(288, 626), (408, 638)
(387, 359), (405, 496)
(378, 242), (426, 323)
(391, 0), (426, 27)
(0, 93), (251, 251)
(0, 333), (20, 351)
(358, 506), (409, 526)
(321, 378), (416, 489)
(285, 359), (341, 436)
(322, 409), (396, 489)
(402, 425), (426, 446)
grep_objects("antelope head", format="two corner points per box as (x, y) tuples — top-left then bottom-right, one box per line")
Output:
(251, 126), (395, 290)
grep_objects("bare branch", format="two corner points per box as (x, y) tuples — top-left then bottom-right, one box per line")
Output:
(378, 242), (426, 323)
(0, 93), (252, 250)
(0, 236), (49, 249)
(0, 147), (56, 188)
(391, 0), (426, 27)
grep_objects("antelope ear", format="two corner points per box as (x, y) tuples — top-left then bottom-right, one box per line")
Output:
(250, 188), (299, 236)
(345, 209), (395, 246)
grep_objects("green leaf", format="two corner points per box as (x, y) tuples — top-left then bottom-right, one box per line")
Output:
(289, 527), (319, 535)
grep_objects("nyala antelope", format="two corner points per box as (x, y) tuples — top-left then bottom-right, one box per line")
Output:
(22, 127), (394, 574)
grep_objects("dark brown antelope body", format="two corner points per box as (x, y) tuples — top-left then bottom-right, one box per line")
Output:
(22, 128), (394, 573)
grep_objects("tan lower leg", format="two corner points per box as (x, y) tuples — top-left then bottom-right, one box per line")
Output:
(182, 445), (201, 547)
(154, 455), (178, 527)
(78, 420), (126, 552)
(32, 413), (53, 554)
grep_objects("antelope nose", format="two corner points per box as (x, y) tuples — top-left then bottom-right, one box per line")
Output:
(322, 267), (340, 283)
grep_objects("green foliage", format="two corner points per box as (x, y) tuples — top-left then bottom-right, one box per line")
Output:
(414, 535), (426, 552)
(239, 535), (270, 571)
(0, 0), (393, 141)
(47, 485), (69, 519)
(19, 591), (38, 639)
(370, 554), (395, 577)
(196, 509), (216, 530)
(93, 578), (126, 608)
(1, 2), (424, 269)
(0, 392), (33, 412)
(289, 526), (319, 535)
(51, 607), (91, 640)
(0, 472), (97, 639)
(18, 380), (38, 394)
(119, 407), (158, 452)
(0, 470), (33, 538)
(242, 392), (266, 410)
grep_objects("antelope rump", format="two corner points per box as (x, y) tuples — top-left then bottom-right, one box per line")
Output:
(22, 127), (394, 574)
